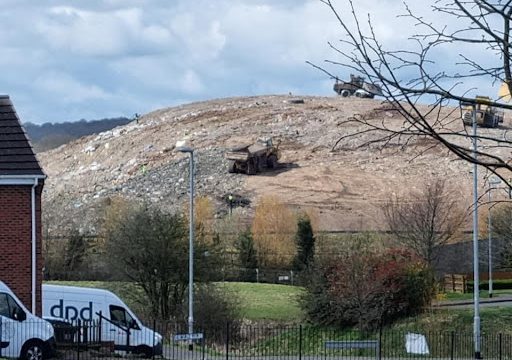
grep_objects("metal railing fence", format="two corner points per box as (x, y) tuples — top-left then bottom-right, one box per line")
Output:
(3, 319), (512, 359)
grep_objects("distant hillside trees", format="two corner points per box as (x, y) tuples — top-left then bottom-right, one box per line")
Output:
(24, 117), (131, 152)
(42, 222), (102, 281)
(382, 179), (466, 267)
(487, 203), (512, 269)
(251, 195), (297, 268)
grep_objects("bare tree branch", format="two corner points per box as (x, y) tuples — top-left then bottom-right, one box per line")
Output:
(313, 0), (512, 193)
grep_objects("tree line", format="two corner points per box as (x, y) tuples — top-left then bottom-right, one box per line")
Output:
(24, 117), (131, 152)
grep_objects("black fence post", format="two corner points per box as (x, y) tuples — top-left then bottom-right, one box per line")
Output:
(499, 333), (503, 360)
(126, 327), (131, 355)
(299, 324), (303, 360)
(225, 322), (230, 360)
(152, 319), (156, 360)
(98, 311), (102, 344)
(450, 331), (455, 360)
(378, 324), (382, 360)
(84, 321), (89, 352)
(77, 319), (81, 360)
(202, 334), (206, 360)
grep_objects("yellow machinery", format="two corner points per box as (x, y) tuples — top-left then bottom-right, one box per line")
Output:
(462, 96), (504, 128)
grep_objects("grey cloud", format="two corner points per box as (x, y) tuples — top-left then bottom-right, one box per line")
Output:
(0, 0), (499, 124)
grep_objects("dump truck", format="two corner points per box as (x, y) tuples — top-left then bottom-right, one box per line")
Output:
(333, 74), (383, 98)
(462, 96), (504, 128)
(225, 138), (280, 175)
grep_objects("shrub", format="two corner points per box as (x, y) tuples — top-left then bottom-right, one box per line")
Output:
(292, 216), (315, 271)
(236, 229), (258, 281)
(193, 284), (241, 344)
(302, 244), (434, 331)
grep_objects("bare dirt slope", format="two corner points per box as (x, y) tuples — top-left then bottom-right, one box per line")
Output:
(39, 95), (510, 234)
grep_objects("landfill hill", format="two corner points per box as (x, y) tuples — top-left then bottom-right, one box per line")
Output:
(39, 95), (509, 235)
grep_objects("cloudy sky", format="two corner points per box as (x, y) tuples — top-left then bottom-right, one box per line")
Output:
(0, 0), (497, 124)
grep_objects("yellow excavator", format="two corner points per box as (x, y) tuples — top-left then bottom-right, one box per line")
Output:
(462, 95), (504, 128)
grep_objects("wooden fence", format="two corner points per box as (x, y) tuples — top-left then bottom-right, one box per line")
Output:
(443, 274), (467, 293)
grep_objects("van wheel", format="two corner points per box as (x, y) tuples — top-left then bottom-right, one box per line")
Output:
(135, 345), (153, 358)
(21, 340), (45, 360)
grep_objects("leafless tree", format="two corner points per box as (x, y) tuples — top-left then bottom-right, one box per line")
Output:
(382, 179), (466, 266)
(312, 0), (512, 189)
(486, 202), (512, 268)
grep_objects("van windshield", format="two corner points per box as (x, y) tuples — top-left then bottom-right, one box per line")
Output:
(109, 305), (138, 329)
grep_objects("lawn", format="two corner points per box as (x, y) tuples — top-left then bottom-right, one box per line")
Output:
(45, 280), (304, 323)
(217, 282), (304, 322)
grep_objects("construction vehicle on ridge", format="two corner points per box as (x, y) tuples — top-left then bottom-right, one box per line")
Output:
(225, 138), (280, 175)
(462, 96), (504, 128)
(333, 74), (383, 98)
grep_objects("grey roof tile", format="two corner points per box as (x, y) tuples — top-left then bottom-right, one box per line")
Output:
(0, 96), (44, 176)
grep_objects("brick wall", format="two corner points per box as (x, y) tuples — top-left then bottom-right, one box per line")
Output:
(0, 184), (43, 315)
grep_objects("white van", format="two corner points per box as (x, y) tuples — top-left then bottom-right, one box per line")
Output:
(42, 284), (162, 357)
(0, 281), (55, 360)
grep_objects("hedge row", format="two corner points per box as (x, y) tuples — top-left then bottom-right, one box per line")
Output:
(466, 279), (512, 291)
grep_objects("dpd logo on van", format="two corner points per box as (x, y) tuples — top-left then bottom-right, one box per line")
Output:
(50, 300), (94, 321)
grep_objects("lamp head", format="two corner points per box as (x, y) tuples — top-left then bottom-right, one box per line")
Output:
(489, 176), (501, 186)
(177, 146), (193, 153)
(176, 140), (193, 153)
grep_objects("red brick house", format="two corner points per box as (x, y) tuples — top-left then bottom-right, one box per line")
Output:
(0, 95), (45, 316)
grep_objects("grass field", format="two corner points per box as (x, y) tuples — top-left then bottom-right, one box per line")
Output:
(217, 282), (303, 322)
(45, 280), (304, 323)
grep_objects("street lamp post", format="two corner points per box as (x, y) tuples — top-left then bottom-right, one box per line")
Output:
(488, 176), (501, 299)
(463, 101), (481, 359)
(472, 105), (482, 359)
(177, 145), (194, 350)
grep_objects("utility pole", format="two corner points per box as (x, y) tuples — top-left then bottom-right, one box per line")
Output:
(177, 145), (195, 351)
(471, 103), (482, 360)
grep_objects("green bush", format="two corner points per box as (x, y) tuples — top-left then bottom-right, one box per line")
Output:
(236, 229), (258, 282)
(292, 216), (315, 271)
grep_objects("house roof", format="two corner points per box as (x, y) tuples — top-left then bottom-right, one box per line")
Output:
(0, 96), (44, 176)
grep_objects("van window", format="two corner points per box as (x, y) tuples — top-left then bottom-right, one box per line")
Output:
(0, 293), (8, 317)
(109, 305), (138, 329)
(0, 293), (23, 320)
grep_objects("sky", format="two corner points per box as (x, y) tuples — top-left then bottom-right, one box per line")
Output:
(0, 0), (499, 124)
